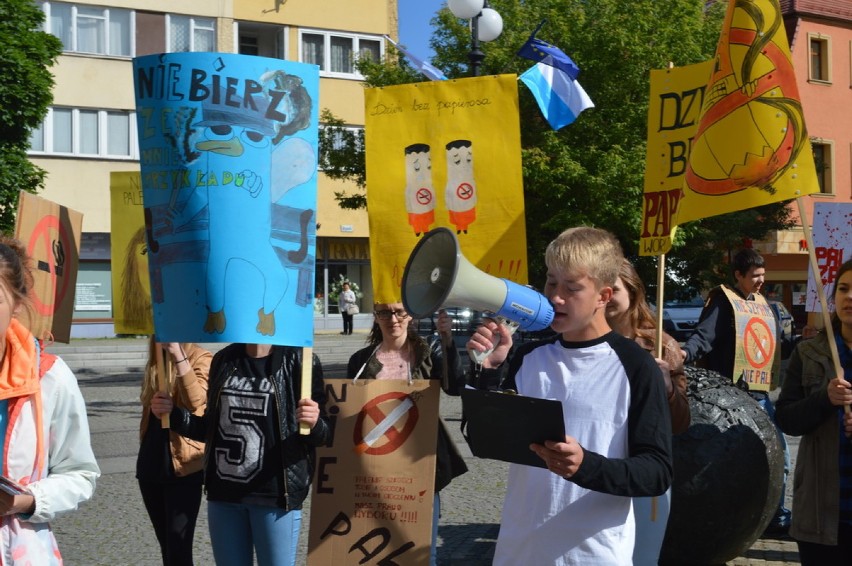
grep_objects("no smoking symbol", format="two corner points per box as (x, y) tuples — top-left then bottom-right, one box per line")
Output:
(742, 317), (775, 369)
(415, 188), (433, 206)
(353, 391), (419, 456)
(456, 183), (474, 200)
(26, 215), (72, 317)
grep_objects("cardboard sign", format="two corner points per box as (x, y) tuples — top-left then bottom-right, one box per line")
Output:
(14, 191), (82, 343)
(308, 379), (439, 565)
(721, 287), (777, 391)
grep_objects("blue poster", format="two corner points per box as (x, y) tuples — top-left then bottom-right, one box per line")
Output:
(133, 52), (319, 346)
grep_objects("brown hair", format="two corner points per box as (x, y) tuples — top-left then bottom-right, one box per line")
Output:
(0, 236), (34, 316)
(831, 259), (852, 332)
(616, 259), (658, 343)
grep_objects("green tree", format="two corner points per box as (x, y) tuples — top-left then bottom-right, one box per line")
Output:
(320, 0), (796, 296)
(0, 0), (61, 232)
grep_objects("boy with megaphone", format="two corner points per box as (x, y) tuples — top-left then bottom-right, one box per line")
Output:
(467, 226), (673, 565)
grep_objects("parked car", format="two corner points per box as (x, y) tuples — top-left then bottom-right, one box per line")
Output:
(653, 296), (705, 343)
(768, 300), (798, 359)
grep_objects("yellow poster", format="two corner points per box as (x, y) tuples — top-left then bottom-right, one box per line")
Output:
(365, 75), (527, 303)
(677, 0), (819, 225)
(640, 61), (713, 256)
(110, 171), (153, 335)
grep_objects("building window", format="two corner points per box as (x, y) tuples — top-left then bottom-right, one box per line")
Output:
(811, 141), (833, 194)
(808, 35), (830, 82)
(168, 15), (216, 52)
(299, 29), (384, 78)
(28, 107), (136, 159)
(236, 22), (287, 59)
(40, 1), (133, 57)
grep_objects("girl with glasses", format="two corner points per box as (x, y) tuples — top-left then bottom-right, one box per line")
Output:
(347, 303), (468, 565)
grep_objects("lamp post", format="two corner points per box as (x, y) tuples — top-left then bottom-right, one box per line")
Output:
(448, 0), (503, 77)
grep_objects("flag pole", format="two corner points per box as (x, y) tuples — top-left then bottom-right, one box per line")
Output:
(797, 197), (849, 414)
(300, 347), (313, 435)
(655, 254), (666, 359)
(155, 343), (170, 428)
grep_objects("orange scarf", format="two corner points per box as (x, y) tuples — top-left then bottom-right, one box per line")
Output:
(0, 319), (39, 401)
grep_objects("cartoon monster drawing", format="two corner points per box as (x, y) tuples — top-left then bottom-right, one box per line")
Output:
(168, 76), (313, 337)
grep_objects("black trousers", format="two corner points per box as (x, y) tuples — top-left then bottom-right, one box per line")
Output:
(341, 311), (354, 334)
(138, 472), (203, 566)
(796, 523), (852, 566)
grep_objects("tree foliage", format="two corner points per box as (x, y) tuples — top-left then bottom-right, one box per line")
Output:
(319, 0), (797, 296)
(0, 0), (61, 232)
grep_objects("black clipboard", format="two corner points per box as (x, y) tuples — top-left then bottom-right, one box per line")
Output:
(461, 388), (565, 469)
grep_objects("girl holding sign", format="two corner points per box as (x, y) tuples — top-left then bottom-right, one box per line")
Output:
(152, 343), (330, 566)
(137, 339), (211, 566)
(348, 305), (468, 566)
(0, 237), (100, 564)
(776, 259), (852, 565)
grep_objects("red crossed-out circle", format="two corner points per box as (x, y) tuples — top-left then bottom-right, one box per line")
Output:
(415, 187), (433, 206)
(742, 317), (775, 369)
(353, 391), (419, 456)
(26, 215), (72, 317)
(456, 183), (474, 200)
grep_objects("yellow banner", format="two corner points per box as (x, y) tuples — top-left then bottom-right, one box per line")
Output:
(677, 0), (819, 225)
(365, 75), (527, 303)
(640, 61), (713, 256)
(110, 172), (153, 335)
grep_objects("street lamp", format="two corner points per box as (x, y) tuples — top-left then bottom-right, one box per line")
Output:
(448, 0), (503, 77)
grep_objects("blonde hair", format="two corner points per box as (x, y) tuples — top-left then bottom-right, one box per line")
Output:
(545, 226), (623, 288)
(140, 337), (201, 406)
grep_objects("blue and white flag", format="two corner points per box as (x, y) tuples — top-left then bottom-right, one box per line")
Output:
(384, 35), (448, 81)
(520, 62), (594, 130)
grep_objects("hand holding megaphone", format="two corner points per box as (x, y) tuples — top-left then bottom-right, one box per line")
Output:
(402, 228), (553, 365)
(467, 316), (520, 366)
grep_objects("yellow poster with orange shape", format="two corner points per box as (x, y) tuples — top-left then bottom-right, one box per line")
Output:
(365, 75), (527, 303)
(640, 61), (714, 256)
(676, 0), (819, 225)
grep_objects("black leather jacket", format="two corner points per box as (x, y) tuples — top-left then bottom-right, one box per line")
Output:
(171, 343), (331, 511)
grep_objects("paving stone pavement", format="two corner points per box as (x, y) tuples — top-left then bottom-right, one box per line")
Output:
(48, 333), (800, 565)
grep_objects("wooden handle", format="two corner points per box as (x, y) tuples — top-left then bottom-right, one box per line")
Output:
(300, 347), (313, 435)
(155, 344), (170, 428)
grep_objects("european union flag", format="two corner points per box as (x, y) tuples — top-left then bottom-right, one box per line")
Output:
(517, 36), (580, 81)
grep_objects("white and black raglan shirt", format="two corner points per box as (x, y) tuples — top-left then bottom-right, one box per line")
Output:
(491, 331), (673, 566)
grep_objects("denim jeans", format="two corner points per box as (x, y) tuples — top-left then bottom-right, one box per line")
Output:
(207, 500), (301, 566)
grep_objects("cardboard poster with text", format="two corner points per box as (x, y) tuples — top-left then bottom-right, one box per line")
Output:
(308, 379), (439, 565)
(14, 191), (82, 343)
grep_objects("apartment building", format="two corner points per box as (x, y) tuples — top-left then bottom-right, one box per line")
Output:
(28, 0), (396, 335)
(753, 0), (852, 329)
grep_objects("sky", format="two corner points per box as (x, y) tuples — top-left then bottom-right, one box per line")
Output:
(398, 0), (446, 62)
